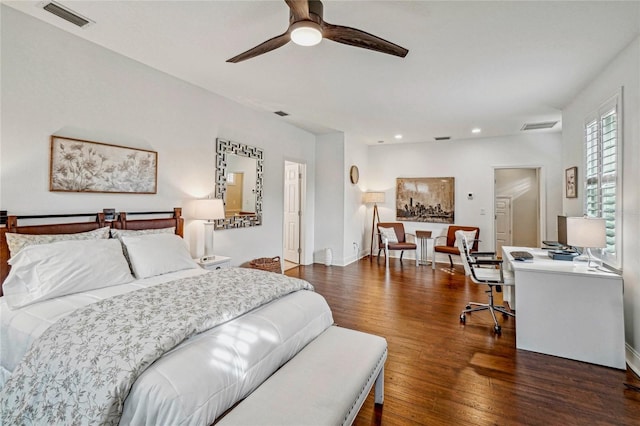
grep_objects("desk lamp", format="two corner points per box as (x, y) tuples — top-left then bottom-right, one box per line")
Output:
(193, 198), (225, 262)
(566, 216), (606, 267)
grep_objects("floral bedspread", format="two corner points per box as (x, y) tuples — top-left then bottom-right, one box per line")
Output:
(0, 268), (313, 425)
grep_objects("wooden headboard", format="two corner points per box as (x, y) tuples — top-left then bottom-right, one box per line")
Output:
(112, 208), (183, 235)
(0, 208), (183, 296)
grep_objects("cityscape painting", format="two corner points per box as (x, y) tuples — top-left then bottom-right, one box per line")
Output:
(396, 177), (455, 223)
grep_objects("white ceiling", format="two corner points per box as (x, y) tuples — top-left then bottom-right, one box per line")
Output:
(4, 1), (640, 144)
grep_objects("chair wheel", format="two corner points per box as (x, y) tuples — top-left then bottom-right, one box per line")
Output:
(465, 305), (471, 310)
(494, 325), (502, 334)
(460, 314), (466, 324)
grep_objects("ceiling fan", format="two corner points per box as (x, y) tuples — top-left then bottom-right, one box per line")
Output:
(226, 0), (409, 63)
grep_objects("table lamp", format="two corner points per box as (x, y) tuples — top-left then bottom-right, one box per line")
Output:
(363, 191), (385, 260)
(193, 198), (225, 262)
(566, 216), (606, 267)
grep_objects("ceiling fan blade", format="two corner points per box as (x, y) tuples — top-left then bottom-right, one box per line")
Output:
(226, 32), (291, 63)
(322, 22), (408, 58)
(285, 0), (310, 21)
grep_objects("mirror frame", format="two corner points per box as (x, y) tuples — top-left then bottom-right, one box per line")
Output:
(214, 138), (263, 230)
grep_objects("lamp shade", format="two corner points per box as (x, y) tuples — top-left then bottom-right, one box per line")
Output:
(566, 217), (606, 248)
(363, 192), (385, 204)
(193, 198), (225, 221)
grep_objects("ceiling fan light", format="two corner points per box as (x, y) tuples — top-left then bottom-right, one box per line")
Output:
(290, 21), (322, 46)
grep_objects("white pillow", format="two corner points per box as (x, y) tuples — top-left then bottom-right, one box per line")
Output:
(110, 227), (176, 270)
(110, 227), (175, 239)
(5, 226), (111, 257)
(2, 239), (134, 309)
(455, 230), (478, 250)
(379, 227), (398, 243)
(121, 233), (199, 279)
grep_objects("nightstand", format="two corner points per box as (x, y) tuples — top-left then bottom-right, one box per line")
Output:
(196, 255), (231, 270)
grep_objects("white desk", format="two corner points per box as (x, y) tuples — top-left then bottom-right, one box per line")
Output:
(502, 246), (625, 370)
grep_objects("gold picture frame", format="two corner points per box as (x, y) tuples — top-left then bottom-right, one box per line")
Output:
(50, 136), (157, 194)
(565, 166), (577, 198)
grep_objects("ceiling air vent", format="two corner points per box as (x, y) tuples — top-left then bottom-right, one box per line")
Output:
(40, 1), (94, 28)
(434, 136), (451, 141)
(274, 111), (289, 117)
(521, 121), (558, 131)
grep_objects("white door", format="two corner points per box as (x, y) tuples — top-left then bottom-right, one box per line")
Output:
(495, 196), (512, 254)
(283, 162), (300, 263)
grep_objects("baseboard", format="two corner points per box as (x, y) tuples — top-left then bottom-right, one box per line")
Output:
(626, 343), (640, 376)
(314, 253), (368, 267)
(342, 253), (361, 266)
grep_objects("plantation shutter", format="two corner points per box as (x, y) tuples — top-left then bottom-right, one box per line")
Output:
(583, 91), (621, 268)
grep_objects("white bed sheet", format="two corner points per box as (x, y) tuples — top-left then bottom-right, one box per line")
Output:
(1, 268), (334, 425)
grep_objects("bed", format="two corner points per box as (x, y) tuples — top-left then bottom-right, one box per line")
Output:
(0, 209), (334, 425)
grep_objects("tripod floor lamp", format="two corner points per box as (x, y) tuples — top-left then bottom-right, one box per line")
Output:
(363, 192), (385, 260)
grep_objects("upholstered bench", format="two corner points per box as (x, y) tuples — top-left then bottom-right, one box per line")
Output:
(217, 325), (387, 426)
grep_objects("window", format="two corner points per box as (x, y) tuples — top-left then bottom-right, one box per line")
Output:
(583, 89), (622, 269)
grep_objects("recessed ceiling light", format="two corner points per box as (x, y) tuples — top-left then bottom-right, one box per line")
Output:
(394, 134), (403, 139)
(471, 128), (482, 134)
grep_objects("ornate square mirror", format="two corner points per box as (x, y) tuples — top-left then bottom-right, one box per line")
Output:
(214, 138), (263, 230)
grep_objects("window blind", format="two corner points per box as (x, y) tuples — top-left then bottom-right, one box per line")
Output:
(583, 90), (622, 268)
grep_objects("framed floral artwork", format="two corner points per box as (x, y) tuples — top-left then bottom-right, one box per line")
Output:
(565, 166), (577, 198)
(49, 136), (157, 194)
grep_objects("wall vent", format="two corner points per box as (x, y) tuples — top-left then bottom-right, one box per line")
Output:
(274, 111), (289, 117)
(434, 136), (451, 141)
(40, 1), (94, 28)
(521, 121), (558, 131)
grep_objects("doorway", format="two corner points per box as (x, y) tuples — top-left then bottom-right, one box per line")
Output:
(283, 161), (304, 270)
(494, 168), (540, 252)
(225, 172), (244, 216)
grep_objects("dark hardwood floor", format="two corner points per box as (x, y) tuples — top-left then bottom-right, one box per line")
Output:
(286, 258), (640, 425)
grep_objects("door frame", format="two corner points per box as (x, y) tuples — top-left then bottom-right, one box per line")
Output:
(283, 160), (306, 265)
(492, 165), (546, 251)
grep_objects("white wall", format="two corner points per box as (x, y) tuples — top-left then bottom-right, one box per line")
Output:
(562, 36), (640, 374)
(367, 132), (563, 261)
(343, 133), (369, 264)
(0, 6), (317, 266)
(313, 133), (344, 264)
(312, 131), (369, 267)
